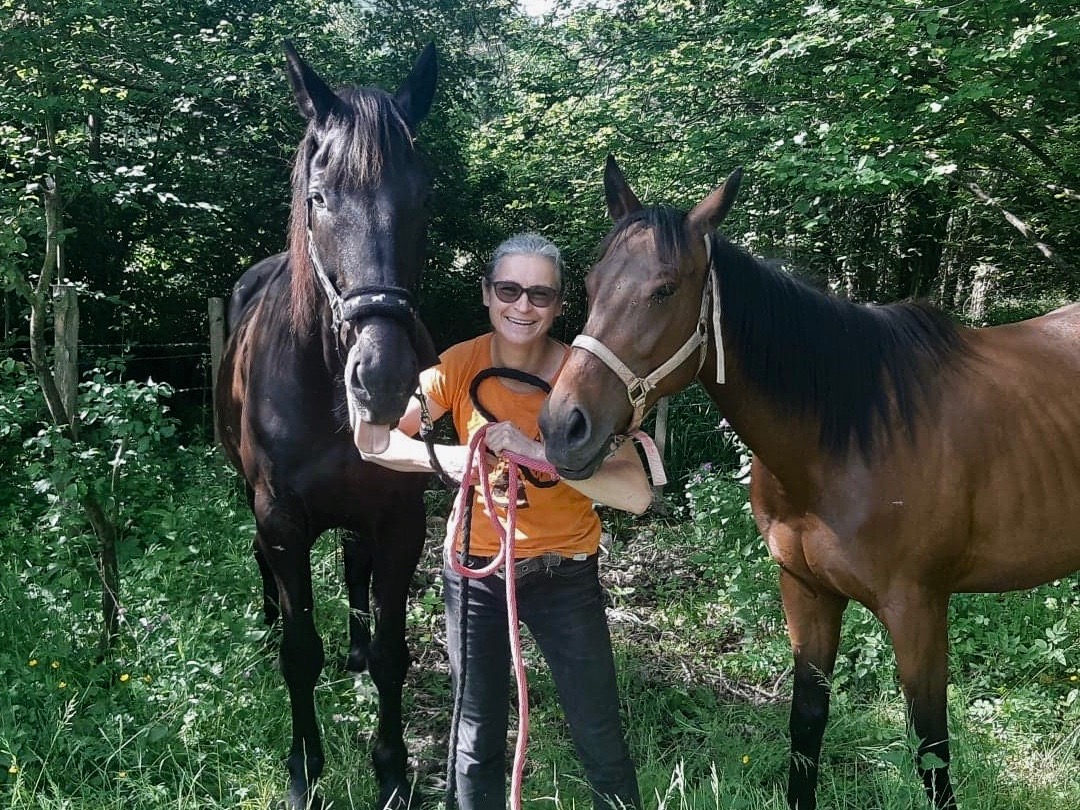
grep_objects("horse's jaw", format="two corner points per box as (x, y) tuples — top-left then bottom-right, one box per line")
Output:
(553, 455), (605, 481)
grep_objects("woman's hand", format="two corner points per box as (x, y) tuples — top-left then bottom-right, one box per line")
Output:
(483, 421), (545, 464)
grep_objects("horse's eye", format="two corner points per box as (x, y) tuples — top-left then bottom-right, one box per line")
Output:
(309, 191), (326, 208)
(652, 283), (677, 302)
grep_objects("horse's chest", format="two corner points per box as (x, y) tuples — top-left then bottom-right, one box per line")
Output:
(762, 515), (871, 600)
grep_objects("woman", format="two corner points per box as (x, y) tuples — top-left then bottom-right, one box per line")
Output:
(363, 233), (651, 810)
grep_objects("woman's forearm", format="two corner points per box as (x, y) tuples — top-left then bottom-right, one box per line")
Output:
(366, 428), (653, 514)
(483, 422), (653, 514)
(562, 442), (653, 515)
(361, 431), (470, 478)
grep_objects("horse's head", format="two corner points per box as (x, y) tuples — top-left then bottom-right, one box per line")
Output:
(540, 156), (742, 479)
(284, 41), (438, 453)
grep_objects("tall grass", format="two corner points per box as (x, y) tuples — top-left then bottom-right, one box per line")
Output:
(2, 444), (1079, 809)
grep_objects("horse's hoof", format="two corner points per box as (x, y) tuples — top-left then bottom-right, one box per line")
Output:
(275, 792), (324, 810)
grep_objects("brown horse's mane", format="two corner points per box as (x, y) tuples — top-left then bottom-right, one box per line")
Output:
(603, 206), (968, 458)
(287, 89), (415, 333)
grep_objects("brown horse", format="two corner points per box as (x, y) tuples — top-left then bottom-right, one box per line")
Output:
(216, 42), (438, 810)
(540, 156), (1080, 809)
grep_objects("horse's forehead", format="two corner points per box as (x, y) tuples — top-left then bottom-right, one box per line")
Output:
(597, 226), (667, 283)
(313, 121), (421, 191)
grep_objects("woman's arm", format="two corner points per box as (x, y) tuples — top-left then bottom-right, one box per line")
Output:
(483, 422), (653, 515)
(567, 439), (653, 514)
(359, 390), (472, 482)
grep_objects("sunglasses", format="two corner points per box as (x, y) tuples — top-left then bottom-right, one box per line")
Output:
(487, 280), (561, 308)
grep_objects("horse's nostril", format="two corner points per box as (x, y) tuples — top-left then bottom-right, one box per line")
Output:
(566, 407), (590, 449)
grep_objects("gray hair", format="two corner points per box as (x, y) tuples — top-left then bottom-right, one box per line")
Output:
(486, 232), (564, 290)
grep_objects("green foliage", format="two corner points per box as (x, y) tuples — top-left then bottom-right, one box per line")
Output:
(468, 0), (1078, 324)
(0, 446), (277, 807)
(0, 437), (1078, 807)
(5, 0), (1076, 371)
(0, 358), (178, 562)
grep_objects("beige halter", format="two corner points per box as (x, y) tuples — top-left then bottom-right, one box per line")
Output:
(570, 233), (725, 432)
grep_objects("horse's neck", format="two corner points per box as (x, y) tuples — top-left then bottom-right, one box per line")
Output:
(273, 282), (344, 376)
(699, 346), (822, 494)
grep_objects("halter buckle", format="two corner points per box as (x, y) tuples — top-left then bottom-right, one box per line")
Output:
(627, 378), (653, 408)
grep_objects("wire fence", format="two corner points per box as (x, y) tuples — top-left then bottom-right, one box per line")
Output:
(5, 341), (219, 439)
(9, 338), (736, 485)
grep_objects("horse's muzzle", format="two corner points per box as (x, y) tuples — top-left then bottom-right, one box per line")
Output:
(539, 400), (609, 480)
(344, 319), (419, 426)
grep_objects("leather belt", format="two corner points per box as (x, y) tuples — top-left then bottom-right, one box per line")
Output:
(465, 551), (587, 579)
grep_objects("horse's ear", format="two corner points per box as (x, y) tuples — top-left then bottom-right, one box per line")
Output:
(688, 168), (744, 231)
(283, 40), (341, 124)
(604, 154), (642, 221)
(394, 43), (438, 132)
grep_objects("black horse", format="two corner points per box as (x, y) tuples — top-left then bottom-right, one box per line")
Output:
(216, 41), (438, 810)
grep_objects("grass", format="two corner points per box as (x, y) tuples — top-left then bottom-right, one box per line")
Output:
(2, 448), (1079, 809)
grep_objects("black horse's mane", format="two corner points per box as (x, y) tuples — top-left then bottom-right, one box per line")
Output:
(603, 205), (967, 457)
(287, 88), (416, 332)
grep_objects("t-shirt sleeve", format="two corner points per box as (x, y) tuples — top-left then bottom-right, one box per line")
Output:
(420, 363), (450, 413)
(422, 340), (471, 415)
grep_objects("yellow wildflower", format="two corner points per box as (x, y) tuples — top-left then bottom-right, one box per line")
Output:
(58, 681), (67, 689)
(7, 764), (17, 774)
(28, 659), (38, 667)
(119, 673), (130, 683)
(742, 755), (750, 765)
(50, 661), (60, 670)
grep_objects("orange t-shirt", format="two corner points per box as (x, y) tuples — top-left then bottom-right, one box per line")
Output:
(422, 333), (602, 559)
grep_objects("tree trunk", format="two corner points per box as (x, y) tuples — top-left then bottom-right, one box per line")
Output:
(24, 177), (123, 654)
(53, 285), (78, 427)
(208, 297), (225, 443)
(84, 493), (121, 652)
(966, 262), (998, 324)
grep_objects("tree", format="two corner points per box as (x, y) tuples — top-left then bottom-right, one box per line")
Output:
(470, 0), (1078, 318)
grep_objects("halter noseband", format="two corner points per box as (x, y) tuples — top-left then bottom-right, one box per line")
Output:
(570, 233), (725, 432)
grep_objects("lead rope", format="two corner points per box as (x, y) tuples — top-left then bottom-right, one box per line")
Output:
(444, 424), (559, 810)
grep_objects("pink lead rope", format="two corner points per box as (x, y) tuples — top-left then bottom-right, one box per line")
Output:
(443, 424), (666, 809)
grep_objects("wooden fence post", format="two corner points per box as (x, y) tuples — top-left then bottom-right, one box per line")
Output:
(208, 297), (225, 442)
(53, 284), (78, 427)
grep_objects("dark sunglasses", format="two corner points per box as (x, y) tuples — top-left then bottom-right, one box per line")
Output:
(487, 280), (561, 308)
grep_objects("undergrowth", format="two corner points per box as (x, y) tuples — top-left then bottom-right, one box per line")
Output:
(1, 371), (1078, 808)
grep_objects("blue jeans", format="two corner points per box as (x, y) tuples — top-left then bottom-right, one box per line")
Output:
(444, 554), (641, 810)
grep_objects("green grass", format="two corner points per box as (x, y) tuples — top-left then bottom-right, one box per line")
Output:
(2, 451), (1079, 809)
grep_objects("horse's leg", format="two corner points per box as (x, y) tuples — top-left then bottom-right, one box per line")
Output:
(254, 505), (326, 810)
(781, 570), (848, 810)
(342, 529), (373, 673)
(254, 534), (280, 629)
(365, 497), (425, 809)
(247, 484), (281, 630)
(881, 594), (957, 809)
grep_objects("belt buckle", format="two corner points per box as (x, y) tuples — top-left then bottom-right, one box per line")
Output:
(504, 552), (564, 579)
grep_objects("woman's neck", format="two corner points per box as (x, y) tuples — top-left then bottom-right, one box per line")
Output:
(489, 334), (563, 383)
